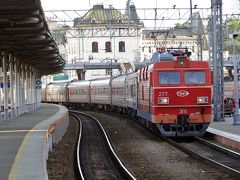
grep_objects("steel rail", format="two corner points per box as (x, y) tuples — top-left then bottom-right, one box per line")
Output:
(163, 137), (240, 178)
(70, 110), (136, 180)
(195, 137), (240, 158)
(69, 113), (85, 180)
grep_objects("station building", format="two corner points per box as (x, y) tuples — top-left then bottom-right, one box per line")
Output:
(43, 3), (208, 82)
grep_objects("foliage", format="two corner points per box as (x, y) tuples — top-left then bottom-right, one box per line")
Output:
(223, 18), (240, 54)
(174, 23), (187, 29)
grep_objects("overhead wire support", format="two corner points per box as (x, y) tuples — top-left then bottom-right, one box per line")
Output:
(232, 34), (240, 125)
(211, 0), (224, 122)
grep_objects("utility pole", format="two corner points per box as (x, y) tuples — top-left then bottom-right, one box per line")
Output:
(190, 0), (193, 34)
(211, 0), (224, 122)
(233, 33), (240, 125)
(108, 5), (113, 77)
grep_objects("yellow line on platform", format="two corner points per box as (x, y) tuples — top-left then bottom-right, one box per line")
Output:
(8, 128), (46, 179)
(0, 130), (46, 133)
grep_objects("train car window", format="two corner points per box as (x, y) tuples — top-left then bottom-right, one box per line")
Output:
(159, 72), (180, 84)
(185, 71), (206, 84)
(130, 85), (134, 97)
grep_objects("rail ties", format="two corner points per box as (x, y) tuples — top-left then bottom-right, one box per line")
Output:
(70, 111), (136, 180)
(163, 137), (240, 178)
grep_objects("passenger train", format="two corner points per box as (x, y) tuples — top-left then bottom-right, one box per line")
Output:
(42, 49), (212, 137)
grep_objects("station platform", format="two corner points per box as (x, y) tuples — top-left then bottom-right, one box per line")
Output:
(0, 103), (69, 180)
(207, 116), (240, 150)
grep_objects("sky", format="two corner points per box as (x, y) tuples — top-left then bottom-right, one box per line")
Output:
(40, 0), (239, 27)
(41, 0), (238, 13)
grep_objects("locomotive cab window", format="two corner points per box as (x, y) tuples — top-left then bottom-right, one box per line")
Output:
(185, 71), (206, 84)
(159, 72), (180, 84)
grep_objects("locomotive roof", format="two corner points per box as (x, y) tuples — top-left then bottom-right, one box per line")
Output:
(146, 56), (210, 71)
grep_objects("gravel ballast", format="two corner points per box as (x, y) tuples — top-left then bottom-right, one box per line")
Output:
(47, 111), (234, 180)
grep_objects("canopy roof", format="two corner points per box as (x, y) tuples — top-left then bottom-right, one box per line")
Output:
(0, 0), (65, 75)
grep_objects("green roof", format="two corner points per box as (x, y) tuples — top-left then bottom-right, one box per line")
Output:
(74, 4), (144, 28)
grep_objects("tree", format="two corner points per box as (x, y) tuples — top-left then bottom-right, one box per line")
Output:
(174, 23), (187, 29)
(223, 18), (240, 54)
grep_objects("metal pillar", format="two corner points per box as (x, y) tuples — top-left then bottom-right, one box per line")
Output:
(211, 0), (224, 121)
(33, 69), (37, 110)
(36, 74), (42, 108)
(25, 65), (29, 112)
(3, 53), (8, 121)
(14, 59), (19, 117)
(197, 34), (203, 60)
(232, 34), (240, 125)
(20, 64), (25, 114)
(30, 67), (33, 111)
(33, 69), (36, 110)
(9, 54), (15, 119)
(76, 69), (86, 80)
(0, 55), (2, 122)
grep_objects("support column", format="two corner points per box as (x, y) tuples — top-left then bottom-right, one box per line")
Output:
(33, 69), (37, 110)
(15, 59), (19, 117)
(76, 69), (86, 80)
(9, 54), (15, 119)
(25, 65), (29, 112)
(0, 54), (2, 122)
(3, 53), (8, 121)
(211, 0), (224, 121)
(36, 74), (41, 109)
(20, 63), (25, 114)
(30, 66), (33, 111)
(33, 69), (36, 110)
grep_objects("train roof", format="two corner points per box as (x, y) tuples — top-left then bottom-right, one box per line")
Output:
(89, 78), (111, 85)
(151, 48), (192, 63)
(148, 56), (210, 70)
(68, 80), (90, 85)
(111, 74), (127, 81)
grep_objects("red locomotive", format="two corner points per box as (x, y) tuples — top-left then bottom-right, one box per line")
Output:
(42, 49), (212, 137)
(138, 51), (212, 136)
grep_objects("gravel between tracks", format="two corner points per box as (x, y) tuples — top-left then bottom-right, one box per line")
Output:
(47, 111), (234, 180)
(47, 117), (78, 180)
(88, 112), (234, 180)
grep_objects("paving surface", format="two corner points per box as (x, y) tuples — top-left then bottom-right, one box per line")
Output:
(209, 116), (240, 136)
(0, 104), (59, 180)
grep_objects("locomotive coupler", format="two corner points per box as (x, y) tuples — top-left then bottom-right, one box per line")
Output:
(177, 115), (189, 131)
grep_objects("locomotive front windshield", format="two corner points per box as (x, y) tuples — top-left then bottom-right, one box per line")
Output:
(184, 71), (206, 84)
(159, 72), (180, 84)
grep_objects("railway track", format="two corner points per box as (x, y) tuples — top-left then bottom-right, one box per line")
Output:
(164, 136), (240, 178)
(69, 111), (136, 180)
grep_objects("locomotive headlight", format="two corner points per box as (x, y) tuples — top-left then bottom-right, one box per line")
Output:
(197, 97), (208, 104)
(158, 97), (169, 104)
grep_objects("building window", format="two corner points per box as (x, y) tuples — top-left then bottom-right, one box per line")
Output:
(149, 47), (151, 53)
(119, 41), (125, 52)
(92, 42), (98, 52)
(105, 41), (112, 52)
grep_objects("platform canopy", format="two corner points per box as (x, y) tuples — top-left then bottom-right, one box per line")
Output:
(0, 0), (65, 75)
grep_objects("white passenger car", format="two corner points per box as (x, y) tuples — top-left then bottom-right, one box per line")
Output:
(68, 80), (91, 105)
(125, 72), (138, 116)
(111, 75), (127, 109)
(45, 82), (68, 103)
(90, 78), (111, 108)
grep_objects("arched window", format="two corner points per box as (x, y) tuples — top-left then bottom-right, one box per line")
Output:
(92, 42), (98, 52)
(119, 41), (125, 52)
(105, 41), (112, 52)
